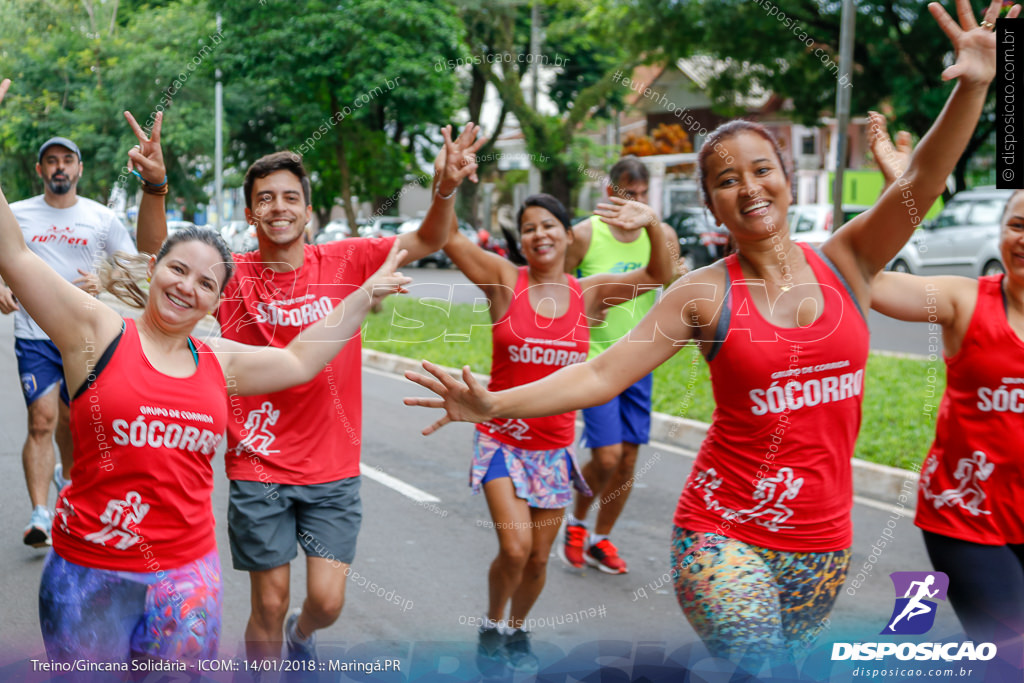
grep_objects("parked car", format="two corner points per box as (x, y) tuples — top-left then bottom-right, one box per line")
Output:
(400, 219), (481, 268)
(167, 219), (197, 235)
(664, 208), (730, 270)
(220, 220), (249, 245)
(229, 223), (258, 253)
(357, 216), (407, 239)
(887, 187), (1013, 277)
(314, 220), (351, 245)
(786, 204), (870, 247)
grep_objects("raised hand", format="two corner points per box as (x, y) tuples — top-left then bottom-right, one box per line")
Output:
(404, 361), (496, 435)
(437, 123), (487, 196)
(0, 78), (9, 107)
(124, 110), (166, 186)
(594, 196), (660, 231)
(363, 240), (412, 307)
(0, 285), (18, 314)
(73, 269), (100, 296)
(868, 111), (913, 186)
(929, 0), (1020, 86)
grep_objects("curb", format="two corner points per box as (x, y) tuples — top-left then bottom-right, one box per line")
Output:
(364, 349), (919, 509)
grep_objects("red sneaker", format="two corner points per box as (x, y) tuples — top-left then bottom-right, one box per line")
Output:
(585, 538), (628, 574)
(558, 522), (588, 569)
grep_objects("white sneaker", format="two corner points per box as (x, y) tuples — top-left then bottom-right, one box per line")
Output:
(23, 506), (52, 548)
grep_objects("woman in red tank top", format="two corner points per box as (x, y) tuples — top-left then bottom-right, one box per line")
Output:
(872, 127), (1024, 650)
(407, 0), (1009, 667)
(441, 192), (673, 672)
(0, 77), (412, 667)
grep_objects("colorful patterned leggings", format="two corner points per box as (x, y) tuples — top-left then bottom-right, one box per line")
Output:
(39, 549), (222, 664)
(670, 527), (850, 664)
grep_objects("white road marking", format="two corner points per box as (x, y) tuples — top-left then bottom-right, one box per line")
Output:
(360, 462), (441, 503)
(364, 366), (915, 514)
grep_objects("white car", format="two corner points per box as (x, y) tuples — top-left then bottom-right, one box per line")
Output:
(786, 204), (869, 247)
(167, 220), (197, 235)
(888, 187), (1012, 277)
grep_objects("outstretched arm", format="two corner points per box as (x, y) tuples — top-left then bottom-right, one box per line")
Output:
(829, 0), (1019, 281)
(397, 124), (485, 264)
(871, 271), (963, 326)
(212, 242), (411, 395)
(404, 275), (710, 434)
(0, 79), (123, 357)
(580, 197), (675, 317)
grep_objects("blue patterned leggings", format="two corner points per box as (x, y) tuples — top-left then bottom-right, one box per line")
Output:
(39, 549), (222, 664)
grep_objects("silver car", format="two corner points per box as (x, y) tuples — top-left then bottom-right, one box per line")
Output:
(888, 188), (1013, 277)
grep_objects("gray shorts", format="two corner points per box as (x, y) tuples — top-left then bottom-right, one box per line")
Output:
(227, 476), (362, 572)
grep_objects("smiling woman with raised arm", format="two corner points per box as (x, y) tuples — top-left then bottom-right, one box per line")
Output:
(440, 190), (672, 673)
(0, 79), (412, 667)
(405, 0), (1015, 667)
(869, 113), (1024, 654)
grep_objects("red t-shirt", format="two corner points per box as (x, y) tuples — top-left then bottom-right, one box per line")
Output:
(216, 238), (395, 484)
(674, 245), (869, 552)
(916, 275), (1024, 545)
(54, 319), (228, 571)
(477, 267), (589, 450)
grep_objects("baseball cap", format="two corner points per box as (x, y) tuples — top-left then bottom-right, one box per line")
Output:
(38, 137), (82, 163)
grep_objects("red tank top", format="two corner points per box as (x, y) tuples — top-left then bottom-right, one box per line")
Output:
(477, 267), (589, 449)
(54, 319), (228, 571)
(916, 275), (1024, 545)
(674, 244), (869, 551)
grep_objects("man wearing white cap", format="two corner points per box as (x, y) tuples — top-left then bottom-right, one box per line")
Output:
(1, 122), (167, 547)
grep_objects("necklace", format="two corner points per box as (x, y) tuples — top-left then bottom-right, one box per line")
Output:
(779, 283), (793, 293)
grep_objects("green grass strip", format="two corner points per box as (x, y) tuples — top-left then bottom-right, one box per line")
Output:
(364, 297), (943, 471)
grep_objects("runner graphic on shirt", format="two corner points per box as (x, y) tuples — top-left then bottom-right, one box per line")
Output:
(238, 401), (281, 456)
(55, 494), (75, 534)
(691, 466), (804, 531)
(888, 574), (939, 631)
(83, 491), (149, 549)
(922, 450), (993, 516)
(733, 467), (804, 531)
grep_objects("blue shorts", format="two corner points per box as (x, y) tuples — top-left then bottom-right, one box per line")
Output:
(581, 373), (653, 449)
(15, 338), (69, 406)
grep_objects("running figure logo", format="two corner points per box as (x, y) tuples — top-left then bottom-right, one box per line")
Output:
(881, 571), (949, 635)
(921, 450), (993, 517)
(732, 467), (804, 531)
(692, 467), (804, 532)
(83, 491), (150, 550)
(238, 401), (281, 456)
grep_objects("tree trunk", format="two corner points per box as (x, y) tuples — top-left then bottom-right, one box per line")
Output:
(330, 93), (358, 227)
(315, 207), (331, 232)
(540, 161), (573, 209)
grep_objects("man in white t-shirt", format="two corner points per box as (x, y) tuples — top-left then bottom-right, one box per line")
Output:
(0, 135), (165, 547)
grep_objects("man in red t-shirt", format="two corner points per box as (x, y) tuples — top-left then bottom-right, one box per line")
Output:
(218, 126), (483, 662)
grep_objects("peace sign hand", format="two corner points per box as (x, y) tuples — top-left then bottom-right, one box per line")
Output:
(929, 0), (1021, 86)
(124, 110), (166, 186)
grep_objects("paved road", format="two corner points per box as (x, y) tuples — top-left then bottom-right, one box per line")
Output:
(0, 305), (981, 681)
(402, 267), (934, 357)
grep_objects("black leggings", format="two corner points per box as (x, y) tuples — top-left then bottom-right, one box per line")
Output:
(923, 530), (1024, 645)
